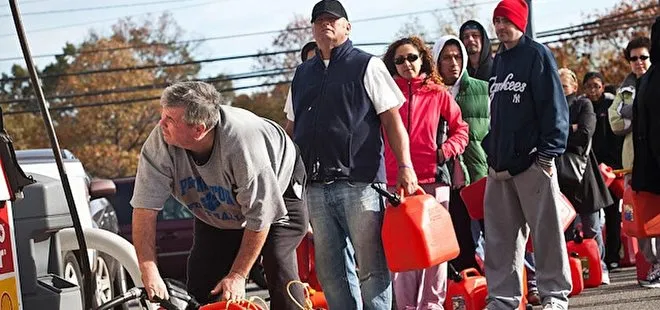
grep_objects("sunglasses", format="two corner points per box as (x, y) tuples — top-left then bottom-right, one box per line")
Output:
(394, 54), (419, 65)
(629, 55), (649, 62)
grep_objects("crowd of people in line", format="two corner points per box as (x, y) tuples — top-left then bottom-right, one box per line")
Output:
(127, 0), (660, 309)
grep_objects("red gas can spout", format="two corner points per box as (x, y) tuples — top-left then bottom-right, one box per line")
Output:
(448, 263), (464, 282)
(371, 183), (401, 206)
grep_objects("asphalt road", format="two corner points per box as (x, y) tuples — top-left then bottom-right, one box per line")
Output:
(132, 267), (660, 309)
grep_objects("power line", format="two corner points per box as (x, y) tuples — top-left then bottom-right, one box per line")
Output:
(0, 0), (203, 18)
(0, 0), (498, 61)
(0, 0), (50, 8)
(0, 0), (218, 38)
(0, 67), (296, 104)
(4, 80), (293, 115)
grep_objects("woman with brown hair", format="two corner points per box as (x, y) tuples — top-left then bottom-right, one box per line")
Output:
(382, 36), (469, 309)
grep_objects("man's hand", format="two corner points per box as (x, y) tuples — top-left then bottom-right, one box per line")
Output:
(571, 124), (578, 132)
(140, 263), (169, 301)
(211, 272), (247, 301)
(397, 166), (418, 195)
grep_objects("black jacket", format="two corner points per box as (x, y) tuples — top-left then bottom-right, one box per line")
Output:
(560, 94), (613, 213)
(460, 20), (493, 82)
(632, 17), (660, 195)
(591, 92), (624, 169)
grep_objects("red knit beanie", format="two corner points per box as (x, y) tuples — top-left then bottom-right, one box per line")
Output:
(493, 0), (528, 32)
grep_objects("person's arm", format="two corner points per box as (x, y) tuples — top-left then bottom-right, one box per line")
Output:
(130, 127), (175, 300)
(380, 109), (418, 193)
(363, 57), (417, 193)
(133, 208), (168, 300)
(439, 93), (470, 161)
(567, 98), (596, 154)
(283, 89), (295, 138)
(531, 51), (569, 170)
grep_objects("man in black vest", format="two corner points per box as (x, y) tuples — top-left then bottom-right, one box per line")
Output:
(283, 1), (417, 308)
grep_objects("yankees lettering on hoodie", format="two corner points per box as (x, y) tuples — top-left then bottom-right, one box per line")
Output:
(483, 35), (569, 176)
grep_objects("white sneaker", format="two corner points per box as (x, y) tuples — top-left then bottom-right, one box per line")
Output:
(602, 271), (611, 285)
(641, 263), (660, 288)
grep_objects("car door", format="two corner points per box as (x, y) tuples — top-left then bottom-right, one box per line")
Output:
(155, 196), (194, 282)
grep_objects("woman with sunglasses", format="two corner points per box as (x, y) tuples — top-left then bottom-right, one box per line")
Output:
(608, 36), (660, 288)
(382, 36), (469, 310)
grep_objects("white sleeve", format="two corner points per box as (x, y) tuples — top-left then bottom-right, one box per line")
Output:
(364, 57), (405, 114)
(284, 88), (294, 122)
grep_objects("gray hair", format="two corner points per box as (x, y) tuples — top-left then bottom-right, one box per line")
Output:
(160, 81), (221, 128)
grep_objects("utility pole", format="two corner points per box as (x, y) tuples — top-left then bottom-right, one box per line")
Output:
(526, 0), (535, 39)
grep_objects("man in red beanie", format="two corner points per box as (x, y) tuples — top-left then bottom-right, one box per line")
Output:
(481, 0), (572, 309)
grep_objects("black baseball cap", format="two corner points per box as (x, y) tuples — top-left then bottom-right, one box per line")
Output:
(311, 0), (348, 23)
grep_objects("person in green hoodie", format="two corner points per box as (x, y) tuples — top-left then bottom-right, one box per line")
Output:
(431, 35), (489, 273)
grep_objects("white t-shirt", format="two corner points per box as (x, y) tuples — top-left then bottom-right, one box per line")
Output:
(284, 57), (405, 122)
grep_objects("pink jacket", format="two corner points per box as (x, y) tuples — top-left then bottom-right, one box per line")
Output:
(384, 75), (469, 186)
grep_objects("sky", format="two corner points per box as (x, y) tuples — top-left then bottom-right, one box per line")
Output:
(0, 0), (625, 94)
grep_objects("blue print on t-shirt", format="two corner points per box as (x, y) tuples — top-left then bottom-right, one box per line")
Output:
(179, 176), (236, 212)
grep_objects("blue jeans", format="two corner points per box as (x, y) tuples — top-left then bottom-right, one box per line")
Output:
(307, 181), (392, 310)
(578, 211), (608, 275)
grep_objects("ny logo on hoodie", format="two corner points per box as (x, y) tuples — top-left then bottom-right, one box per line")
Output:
(489, 73), (528, 103)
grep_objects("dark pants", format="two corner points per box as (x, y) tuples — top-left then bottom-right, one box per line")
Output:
(604, 195), (622, 266)
(187, 156), (309, 309)
(448, 189), (482, 273)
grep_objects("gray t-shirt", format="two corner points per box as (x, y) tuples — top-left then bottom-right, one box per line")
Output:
(131, 105), (296, 231)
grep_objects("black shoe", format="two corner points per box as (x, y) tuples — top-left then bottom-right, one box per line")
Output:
(607, 262), (620, 271)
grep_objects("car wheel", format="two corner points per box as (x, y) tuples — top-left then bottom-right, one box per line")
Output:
(63, 251), (87, 307)
(249, 262), (268, 289)
(94, 255), (114, 307)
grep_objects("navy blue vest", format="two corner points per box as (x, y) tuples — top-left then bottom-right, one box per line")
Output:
(291, 40), (385, 183)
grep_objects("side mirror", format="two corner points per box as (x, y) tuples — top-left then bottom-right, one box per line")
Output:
(90, 178), (116, 199)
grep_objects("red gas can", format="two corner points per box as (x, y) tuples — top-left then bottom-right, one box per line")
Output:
(199, 300), (265, 310)
(445, 267), (488, 310)
(599, 163), (615, 187)
(636, 251), (652, 282)
(460, 177), (487, 220)
(619, 231), (638, 267)
(568, 252), (584, 296)
(622, 183), (660, 238)
(296, 232), (322, 291)
(379, 187), (460, 272)
(567, 236), (602, 288)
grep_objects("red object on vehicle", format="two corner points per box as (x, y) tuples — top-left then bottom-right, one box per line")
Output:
(381, 187), (460, 272)
(568, 252), (584, 296)
(636, 251), (652, 282)
(526, 193), (577, 252)
(444, 268), (488, 310)
(199, 300), (265, 310)
(619, 231), (639, 267)
(460, 177), (487, 220)
(622, 184), (660, 238)
(567, 237), (602, 288)
(599, 163), (616, 187)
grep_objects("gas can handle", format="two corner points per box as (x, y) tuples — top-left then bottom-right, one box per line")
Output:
(460, 268), (482, 278)
(397, 186), (426, 198)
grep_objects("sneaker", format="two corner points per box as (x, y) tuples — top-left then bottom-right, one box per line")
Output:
(542, 302), (567, 310)
(602, 271), (611, 285)
(641, 263), (660, 288)
(607, 262), (620, 272)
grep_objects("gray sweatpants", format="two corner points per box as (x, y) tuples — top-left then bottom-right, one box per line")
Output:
(483, 162), (572, 309)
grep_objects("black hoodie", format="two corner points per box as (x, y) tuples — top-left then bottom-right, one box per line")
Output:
(632, 17), (660, 194)
(460, 20), (493, 82)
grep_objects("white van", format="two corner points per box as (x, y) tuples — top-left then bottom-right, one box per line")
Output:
(16, 149), (125, 308)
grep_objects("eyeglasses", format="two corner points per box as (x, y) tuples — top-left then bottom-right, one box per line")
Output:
(629, 55), (649, 62)
(394, 54), (419, 65)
